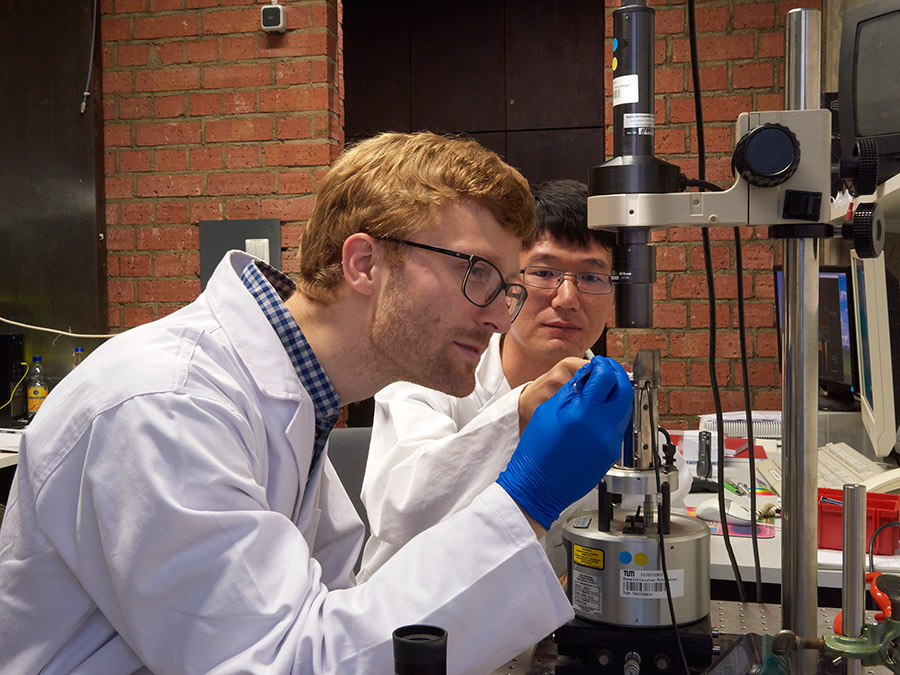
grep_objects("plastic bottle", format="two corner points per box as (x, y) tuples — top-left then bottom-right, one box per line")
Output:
(73, 347), (85, 368)
(25, 356), (49, 418)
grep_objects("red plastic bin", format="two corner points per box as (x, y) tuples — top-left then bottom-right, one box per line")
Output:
(817, 487), (900, 556)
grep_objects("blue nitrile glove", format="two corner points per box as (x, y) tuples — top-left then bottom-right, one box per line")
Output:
(497, 356), (633, 530)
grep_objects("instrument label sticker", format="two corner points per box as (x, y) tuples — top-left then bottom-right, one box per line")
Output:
(623, 113), (655, 136)
(572, 570), (602, 615)
(612, 74), (639, 106)
(572, 544), (604, 570)
(619, 569), (685, 598)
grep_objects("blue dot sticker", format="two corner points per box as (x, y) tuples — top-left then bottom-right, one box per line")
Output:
(613, 37), (618, 51)
(618, 551), (632, 564)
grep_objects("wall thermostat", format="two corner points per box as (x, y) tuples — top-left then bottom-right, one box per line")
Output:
(261, 3), (286, 34)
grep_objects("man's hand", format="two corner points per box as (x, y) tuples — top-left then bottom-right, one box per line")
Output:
(517, 357), (589, 433)
(497, 356), (633, 531)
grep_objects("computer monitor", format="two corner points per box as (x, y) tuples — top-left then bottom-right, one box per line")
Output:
(851, 252), (900, 457)
(839, 0), (900, 189)
(774, 266), (860, 410)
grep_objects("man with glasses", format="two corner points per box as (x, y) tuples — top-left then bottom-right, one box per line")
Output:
(0, 135), (633, 674)
(360, 180), (622, 579)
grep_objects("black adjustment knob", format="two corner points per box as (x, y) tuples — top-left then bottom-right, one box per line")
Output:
(843, 202), (886, 259)
(852, 138), (878, 195)
(732, 123), (801, 187)
(873, 573), (900, 620)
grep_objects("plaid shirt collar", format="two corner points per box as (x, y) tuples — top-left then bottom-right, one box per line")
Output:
(240, 260), (342, 468)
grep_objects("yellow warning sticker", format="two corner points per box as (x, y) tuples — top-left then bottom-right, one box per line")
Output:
(572, 544), (604, 570)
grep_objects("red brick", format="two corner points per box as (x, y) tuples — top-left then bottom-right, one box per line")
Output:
(187, 39), (220, 63)
(119, 150), (152, 172)
(151, 0), (182, 10)
(689, 301), (731, 328)
(225, 146), (259, 168)
(258, 32), (330, 59)
(222, 36), (256, 60)
(672, 35), (755, 63)
(224, 91), (259, 114)
(656, 245), (687, 271)
(105, 125), (132, 147)
(735, 3), (775, 29)
(189, 92), (221, 116)
(118, 44), (150, 66)
(690, 361), (731, 387)
(734, 361), (778, 387)
(155, 42), (186, 66)
(207, 172), (276, 196)
(695, 5), (730, 32)
(310, 59), (335, 85)
(118, 254), (152, 276)
(121, 202), (153, 225)
(119, 97), (152, 119)
(137, 227), (199, 251)
(138, 279), (201, 302)
(134, 15), (200, 40)
(654, 7), (685, 34)
(655, 67), (684, 94)
(154, 148), (187, 171)
(690, 125), (734, 153)
(105, 176), (133, 199)
(654, 303), (687, 328)
(102, 17), (132, 41)
(261, 143), (332, 166)
(755, 92), (784, 111)
(261, 196), (316, 221)
(259, 87), (330, 113)
(311, 3), (337, 31)
(202, 8), (258, 35)
(136, 174), (204, 198)
(103, 71), (133, 94)
(277, 62), (312, 86)
(734, 63), (774, 89)
(312, 114), (341, 142)
(206, 118), (272, 143)
(758, 32), (783, 58)
(690, 244), (731, 270)
(154, 95), (187, 118)
(153, 253), (186, 277)
(277, 117), (313, 140)
(106, 227), (136, 251)
(114, 0), (145, 13)
(671, 94), (753, 124)
(756, 332), (780, 358)
(122, 305), (156, 328)
(108, 279), (136, 303)
(108, 307), (123, 329)
(186, 0), (218, 7)
(225, 200), (261, 220)
(156, 202), (189, 225)
(699, 64), (728, 91)
(660, 360), (687, 387)
(136, 121), (202, 146)
(190, 201), (224, 222)
(135, 67), (202, 93)
(279, 171), (314, 194)
(204, 64), (271, 89)
(737, 243), (775, 269)
(671, 274), (709, 299)
(190, 147), (223, 170)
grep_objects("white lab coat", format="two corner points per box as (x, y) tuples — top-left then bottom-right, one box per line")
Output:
(360, 334), (595, 580)
(0, 251), (573, 675)
(360, 336), (691, 582)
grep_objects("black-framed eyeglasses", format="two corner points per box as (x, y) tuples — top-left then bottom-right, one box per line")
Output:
(379, 237), (528, 322)
(520, 266), (614, 295)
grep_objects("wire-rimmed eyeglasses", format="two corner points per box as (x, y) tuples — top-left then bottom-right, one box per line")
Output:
(520, 266), (614, 294)
(379, 237), (528, 322)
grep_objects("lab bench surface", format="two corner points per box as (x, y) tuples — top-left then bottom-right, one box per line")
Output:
(491, 601), (892, 674)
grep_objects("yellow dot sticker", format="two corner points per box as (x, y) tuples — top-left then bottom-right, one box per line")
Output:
(612, 56), (618, 71)
(634, 552), (649, 567)
(572, 544), (605, 570)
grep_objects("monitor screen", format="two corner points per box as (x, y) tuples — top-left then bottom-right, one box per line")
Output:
(839, 0), (900, 187)
(774, 266), (859, 406)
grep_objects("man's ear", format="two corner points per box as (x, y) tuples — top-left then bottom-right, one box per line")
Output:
(342, 233), (377, 296)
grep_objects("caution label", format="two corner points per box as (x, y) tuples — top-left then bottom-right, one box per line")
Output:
(572, 544), (604, 570)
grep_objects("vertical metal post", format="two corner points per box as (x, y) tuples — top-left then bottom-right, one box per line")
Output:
(842, 484), (866, 675)
(782, 8), (821, 674)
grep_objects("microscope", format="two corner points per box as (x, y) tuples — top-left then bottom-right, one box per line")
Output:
(557, 0), (898, 673)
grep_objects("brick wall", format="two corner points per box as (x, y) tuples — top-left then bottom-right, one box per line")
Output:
(602, 0), (823, 429)
(101, 0), (341, 330)
(100, 0), (820, 430)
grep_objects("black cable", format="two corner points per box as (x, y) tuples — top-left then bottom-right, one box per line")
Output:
(868, 521), (900, 573)
(734, 227), (763, 603)
(687, 0), (745, 602)
(683, 177), (723, 193)
(652, 415), (691, 675)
